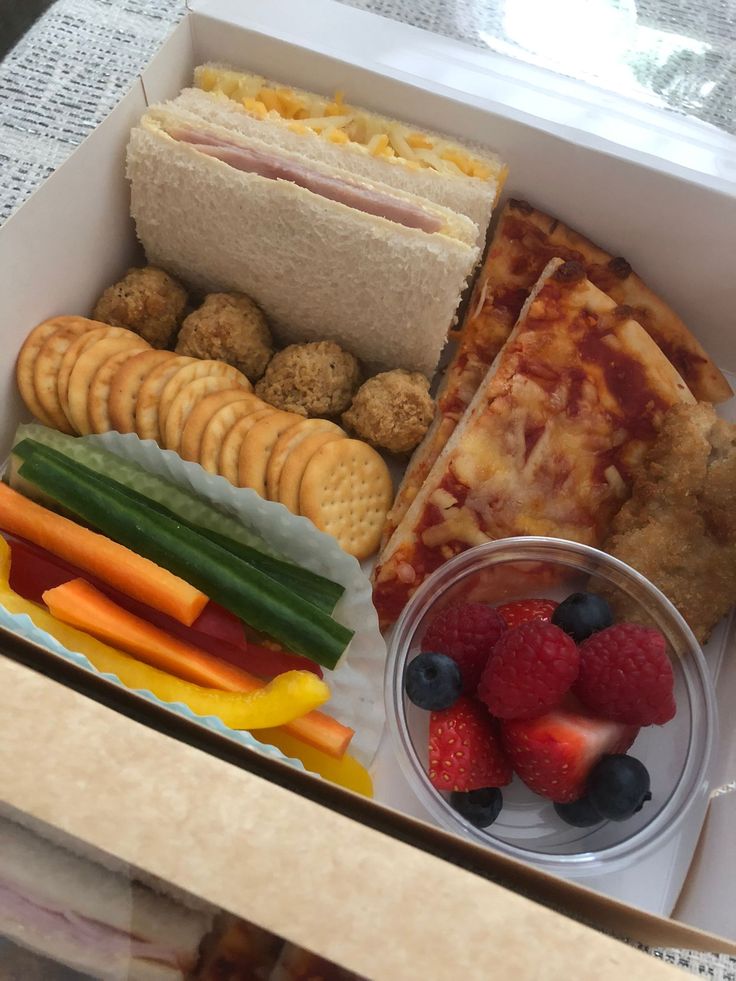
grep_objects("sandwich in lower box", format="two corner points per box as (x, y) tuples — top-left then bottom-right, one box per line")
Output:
(0, 813), (362, 980)
(0, 816), (209, 980)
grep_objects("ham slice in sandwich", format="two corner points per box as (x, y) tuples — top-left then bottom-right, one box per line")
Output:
(0, 816), (211, 980)
(126, 96), (483, 379)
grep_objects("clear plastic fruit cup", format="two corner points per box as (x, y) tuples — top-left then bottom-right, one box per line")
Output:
(384, 537), (717, 875)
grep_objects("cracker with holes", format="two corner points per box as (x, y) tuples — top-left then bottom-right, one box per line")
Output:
(57, 326), (136, 428)
(109, 348), (177, 434)
(237, 412), (301, 496)
(135, 355), (193, 442)
(26, 318), (96, 431)
(162, 375), (252, 453)
(158, 359), (252, 438)
(199, 395), (266, 473)
(219, 408), (279, 485)
(299, 439), (394, 559)
(277, 430), (346, 515)
(266, 418), (345, 501)
(88, 348), (147, 434)
(68, 332), (149, 435)
(180, 389), (260, 463)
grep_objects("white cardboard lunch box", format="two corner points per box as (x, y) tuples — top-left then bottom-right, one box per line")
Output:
(1, 0), (735, 971)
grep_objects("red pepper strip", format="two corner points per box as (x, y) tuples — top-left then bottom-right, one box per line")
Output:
(3, 534), (322, 679)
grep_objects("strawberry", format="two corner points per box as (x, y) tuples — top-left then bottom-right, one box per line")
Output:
(429, 697), (512, 792)
(477, 620), (579, 719)
(422, 602), (506, 693)
(496, 598), (558, 629)
(501, 703), (639, 802)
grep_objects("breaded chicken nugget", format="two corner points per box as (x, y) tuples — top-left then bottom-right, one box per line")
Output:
(604, 402), (736, 643)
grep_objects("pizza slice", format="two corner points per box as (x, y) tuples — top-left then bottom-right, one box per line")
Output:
(372, 258), (695, 627)
(378, 197), (731, 552)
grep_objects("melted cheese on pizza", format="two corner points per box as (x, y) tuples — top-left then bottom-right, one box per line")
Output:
(372, 260), (694, 626)
(379, 198), (729, 557)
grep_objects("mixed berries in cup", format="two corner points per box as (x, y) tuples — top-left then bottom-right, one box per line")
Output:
(403, 591), (675, 830)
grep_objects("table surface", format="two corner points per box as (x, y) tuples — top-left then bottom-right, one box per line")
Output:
(0, 1), (735, 977)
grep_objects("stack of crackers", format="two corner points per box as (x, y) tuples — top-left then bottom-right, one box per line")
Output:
(16, 315), (393, 559)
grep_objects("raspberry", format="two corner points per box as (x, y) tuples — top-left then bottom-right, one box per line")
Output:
(573, 623), (675, 726)
(429, 697), (512, 792)
(477, 621), (579, 719)
(422, 603), (506, 693)
(496, 598), (558, 629)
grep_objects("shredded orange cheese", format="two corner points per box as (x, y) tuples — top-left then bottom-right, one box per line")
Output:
(194, 67), (496, 182)
(407, 132), (433, 149)
(242, 97), (267, 119)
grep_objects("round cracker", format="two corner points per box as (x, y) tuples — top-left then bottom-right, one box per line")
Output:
(57, 326), (137, 428)
(25, 317), (95, 430)
(298, 439), (393, 560)
(266, 418), (345, 501)
(277, 431), (345, 515)
(218, 409), (279, 486)
(135, 355), (194, 442)
(179, 389), (261, 463)
(199, 397), (267, 474)
(109, 349), (177, 434)
(237, 412), (302, 497)
(163, 375), (252, 453)
(88, 348), (146, 434)
(68, 333), (148, 435)
(158, 360), (252, 438)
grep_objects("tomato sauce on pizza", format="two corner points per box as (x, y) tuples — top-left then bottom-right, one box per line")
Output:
(372, 259), (694, 627)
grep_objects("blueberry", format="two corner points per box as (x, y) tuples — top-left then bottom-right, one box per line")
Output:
(587, 755), (652, 821)
(450, 787), (503, 828)
(554, 797), (603, 828)
(551, 591), (613, 643)
(405, 652), (462, 710)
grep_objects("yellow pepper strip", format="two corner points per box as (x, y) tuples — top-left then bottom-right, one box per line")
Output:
(0, 540), (329, 730)
(254, 727), (373, 798)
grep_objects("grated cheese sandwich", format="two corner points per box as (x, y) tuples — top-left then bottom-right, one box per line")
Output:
(193, 65), (507, 241)
(127, 91), (489, 376)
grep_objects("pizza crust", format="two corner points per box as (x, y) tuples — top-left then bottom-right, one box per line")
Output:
(380, 198), (732, 557)
(372, 259), (695, 627)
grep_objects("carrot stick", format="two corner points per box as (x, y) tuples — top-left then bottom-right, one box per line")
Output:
(43, 578), (262, 689)
(0, 482), (206, 626)
(43, 578), (354, 758)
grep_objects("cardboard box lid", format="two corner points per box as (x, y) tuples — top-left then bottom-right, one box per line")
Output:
(0, 653), (697, 978)
(2, 634), (735, 960)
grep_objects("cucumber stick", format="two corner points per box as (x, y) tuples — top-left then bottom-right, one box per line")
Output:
(17, 445), (352, 669)
(11, 425), (343, 612)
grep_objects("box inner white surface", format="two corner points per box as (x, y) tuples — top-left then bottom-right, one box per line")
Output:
(0, 0), (734, 940)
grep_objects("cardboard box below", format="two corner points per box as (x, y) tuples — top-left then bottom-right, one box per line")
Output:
(0, 0), (735, 959)
(0, 655), (711, 978)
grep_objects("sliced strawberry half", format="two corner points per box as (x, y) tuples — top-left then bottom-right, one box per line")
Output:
(429, 697), (512, 792)
(496, 598), (558, 630)
(501, 703), (639, 803)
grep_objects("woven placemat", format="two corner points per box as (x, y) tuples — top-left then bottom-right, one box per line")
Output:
(0, 1), (734, 975)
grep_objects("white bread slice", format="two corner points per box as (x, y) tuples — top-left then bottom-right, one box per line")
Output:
(0, 817), (210, 976)
(180, 80), (504, 242)
(142, 103), (478, 247)
(127, 112), (480, 377)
